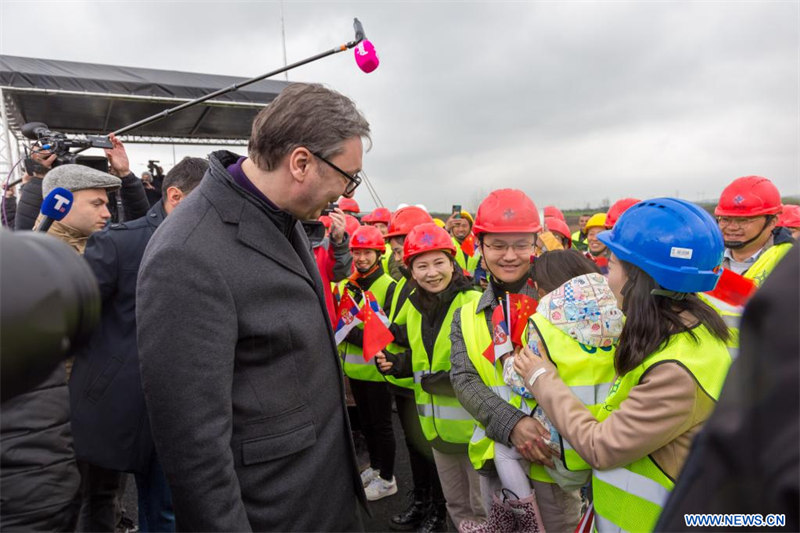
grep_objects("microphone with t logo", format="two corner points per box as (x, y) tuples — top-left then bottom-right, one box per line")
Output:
(353, 18), (379, 73)
(37, 187), (74, 233)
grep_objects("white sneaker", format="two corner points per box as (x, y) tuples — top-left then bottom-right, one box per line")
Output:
(360, 467), (378, 487)
(365, 476), (398, 501)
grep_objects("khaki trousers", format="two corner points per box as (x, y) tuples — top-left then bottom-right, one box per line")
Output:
(431, 449), (486, 527)
(479, 473), (582, 532)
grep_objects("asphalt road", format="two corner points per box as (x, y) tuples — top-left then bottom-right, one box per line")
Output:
(120, 411), (456, 533)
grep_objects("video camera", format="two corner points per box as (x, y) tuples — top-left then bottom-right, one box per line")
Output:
(21, 122), (113, 167)
(1, 230), (100, 402)
(147, 160), (164, 179)
(321, 202), (339, 216)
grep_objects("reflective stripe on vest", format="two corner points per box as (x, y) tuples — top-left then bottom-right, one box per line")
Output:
(592, 325), (731, 533)
(383, 286), (415, 389)
(452, 236), (481, 274)
(341, 274), (394, 382)
(525, 314), (617, 471)
(459, 299), (552, 483)
(698, 292), (742, 360)
(409, 290), (481, 444)
(744, 242), (793, 288)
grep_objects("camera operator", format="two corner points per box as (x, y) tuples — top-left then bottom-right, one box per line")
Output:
(13, 149), (56, 230)
(140, 171), (163, 207)
(2, 182), (18, 228)
(15, 134), (149, 230)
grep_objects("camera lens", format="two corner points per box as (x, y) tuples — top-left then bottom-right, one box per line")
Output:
(1, 231), (100, 401)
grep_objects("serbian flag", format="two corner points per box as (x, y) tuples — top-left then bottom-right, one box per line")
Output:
(509, 294), (537, 347)
(334, 290), (362, 345)
(356, 291), (394, 361)
(705, 268), (757, 308)
(482, 297), (513, 364)
(461, 233), (476, 257)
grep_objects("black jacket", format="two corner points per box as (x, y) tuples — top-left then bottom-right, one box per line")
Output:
(1, 192), (16, 228)
(70, 201), (167, 473)
(0, 363), (80, 531)
(14, 178), (43, 230)
(106, 173), (150, 223)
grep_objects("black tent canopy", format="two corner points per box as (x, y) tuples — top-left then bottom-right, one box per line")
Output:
(0, 55), (290, 143)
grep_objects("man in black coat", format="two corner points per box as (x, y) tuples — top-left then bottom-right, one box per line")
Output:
(72, 157), (208, 533)
(136, 83), (370, 531)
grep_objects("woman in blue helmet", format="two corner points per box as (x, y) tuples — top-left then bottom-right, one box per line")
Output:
(514, 198), (732, 533)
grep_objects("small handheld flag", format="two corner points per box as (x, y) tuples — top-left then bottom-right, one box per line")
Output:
(334, 290), (362, 345)
(357, 291), (394, 361)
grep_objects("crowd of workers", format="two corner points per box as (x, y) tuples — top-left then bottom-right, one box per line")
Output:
(0, 82), (798, 533)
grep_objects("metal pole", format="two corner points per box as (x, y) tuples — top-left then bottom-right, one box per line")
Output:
(280, 0), (289, 82)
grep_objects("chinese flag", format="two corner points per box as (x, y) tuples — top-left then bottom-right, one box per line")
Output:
(509, 294), (537, 347)
(461, 233), (476, 257)
(356, 292), (394, 362)
(705, 268), (757, 307)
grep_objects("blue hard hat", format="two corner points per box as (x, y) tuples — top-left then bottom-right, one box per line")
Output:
(597, 198), (724, 293)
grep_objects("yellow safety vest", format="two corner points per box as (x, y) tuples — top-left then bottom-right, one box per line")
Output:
(701, 242), (793, 360)
(384, 277), (415, 389)
(592, 325), (731, 533)
(408, 290), (482, 444)
(452, 236), (481, 274)
(744, 242), (793, 288)
(571, 230), (588, 251)
(381, 242), (392, 274)
(524, 314), (617, 471)
(458, 299), (553, 483)
(341, 274), (395, 382)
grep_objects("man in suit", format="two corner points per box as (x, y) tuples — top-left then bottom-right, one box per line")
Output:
(136, 83), (370, 531)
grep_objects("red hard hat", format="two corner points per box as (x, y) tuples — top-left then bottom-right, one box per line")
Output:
(385, 206), (434, 239)
(777, 204), (800, 228)
(318, 215), (332, 229)
(338, 197), (360, 214)
(473, 189), (542, 236)
(606, 198), (641, 229)
(543, 205), (566, 223)
(364, 207), (392, 225)
(350, 225), (386, 251)
(715, 176), (782, 217)
(544, 216), (571, 245)
(403, 223), (457, 266)
(344, 214), (361, 237)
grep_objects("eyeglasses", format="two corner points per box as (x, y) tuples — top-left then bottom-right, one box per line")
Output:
(717, 216), (764, 228)
(312, 152), (362, 196)
(482, 240), (535, 254)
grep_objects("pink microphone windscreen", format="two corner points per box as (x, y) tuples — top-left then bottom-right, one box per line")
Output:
(354, 40), (379, 73)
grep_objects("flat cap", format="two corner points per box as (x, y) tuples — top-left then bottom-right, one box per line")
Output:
(43, 164), (121, 197)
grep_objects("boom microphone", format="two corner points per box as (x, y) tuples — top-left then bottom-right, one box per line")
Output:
(37, 187), (74, 233)
(353, 18), (379, 73)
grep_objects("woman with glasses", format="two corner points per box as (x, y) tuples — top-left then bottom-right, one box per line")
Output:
(375, 223), (484, 531)
(514, 198), (732, 533)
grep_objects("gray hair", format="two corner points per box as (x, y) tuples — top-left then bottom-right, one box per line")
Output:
(248, 83), (371, 171)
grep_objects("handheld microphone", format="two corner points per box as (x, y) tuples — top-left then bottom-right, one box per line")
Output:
(37, 187), (74, 233)
(353, 18), (379, 73)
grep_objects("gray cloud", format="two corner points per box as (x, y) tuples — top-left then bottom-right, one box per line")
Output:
(1, 1), (797, 212)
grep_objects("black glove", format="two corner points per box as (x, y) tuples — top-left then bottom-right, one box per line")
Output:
(420, 370), (456, 397)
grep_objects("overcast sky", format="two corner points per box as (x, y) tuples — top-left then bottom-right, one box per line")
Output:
(2, 1), (798, 212)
